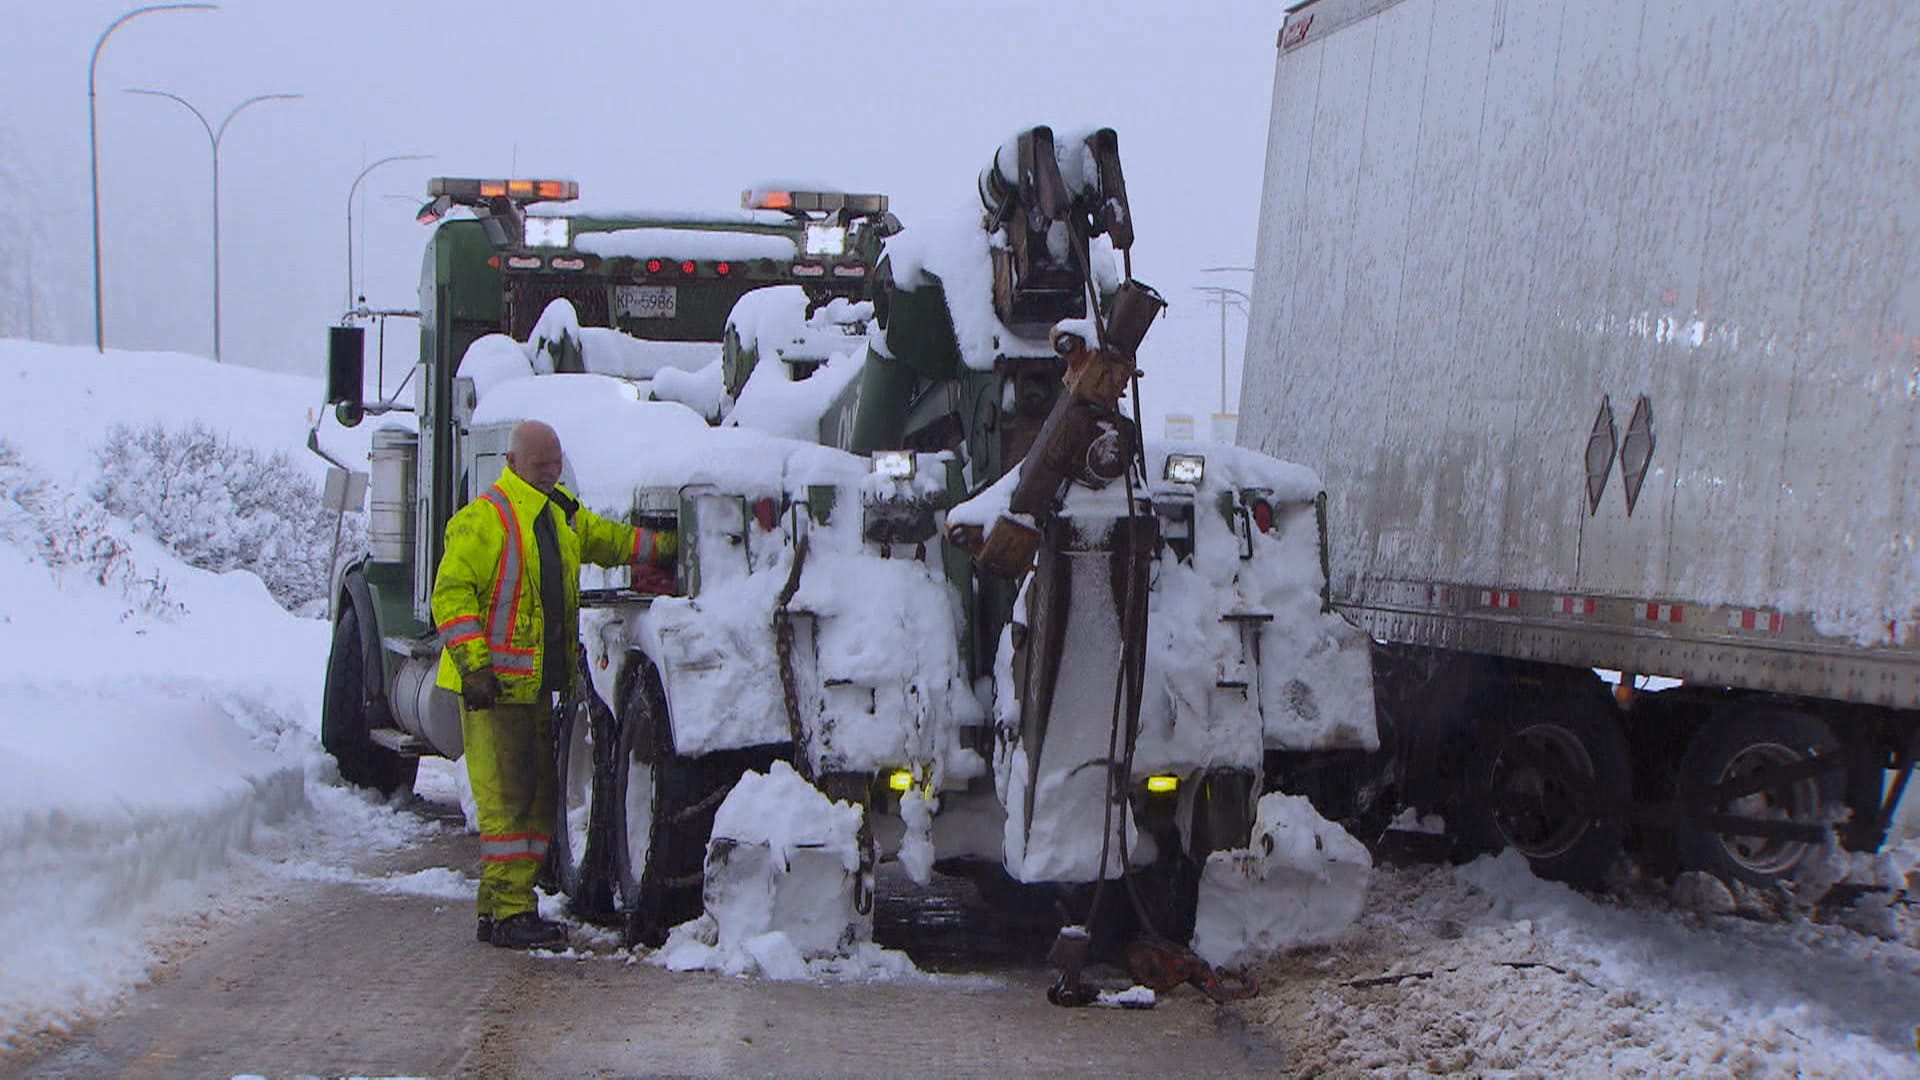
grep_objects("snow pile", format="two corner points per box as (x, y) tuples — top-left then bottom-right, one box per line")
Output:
(1244, 854), (1920, 1077)
(469, 302), (722, 391)
(1191, 792), (1372, 968)
(725, 336), (866, 441)
(723, 287), (873, 441)
(654, 762), (917, 982)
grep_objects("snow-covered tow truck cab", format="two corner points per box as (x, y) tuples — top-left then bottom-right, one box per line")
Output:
(313, 174), (893, 796)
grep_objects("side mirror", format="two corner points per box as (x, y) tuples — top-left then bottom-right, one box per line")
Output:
(328, 326), (366, 426)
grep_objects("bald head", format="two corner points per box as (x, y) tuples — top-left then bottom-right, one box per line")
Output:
(506, 420), (564, 494)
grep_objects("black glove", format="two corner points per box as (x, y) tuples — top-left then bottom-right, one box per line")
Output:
(461, 667), (501, 711)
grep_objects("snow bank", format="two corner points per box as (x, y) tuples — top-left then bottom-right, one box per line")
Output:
(0, 339), (359, 489)
(0, 339), (419, 1050)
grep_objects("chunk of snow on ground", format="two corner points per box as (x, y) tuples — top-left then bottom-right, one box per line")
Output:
(649, 762), (926, 982)
(1192, 792), (1371, 969)
(1095, 985), (1157, 1009)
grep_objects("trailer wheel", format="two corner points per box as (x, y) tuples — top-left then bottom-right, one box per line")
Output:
(321, 604), (417, 797)
(612, 656), (778, 947)
(1467, 693), (1630, 887)
(1675, 710), (1841, 889)
(549, 672), (615, 920)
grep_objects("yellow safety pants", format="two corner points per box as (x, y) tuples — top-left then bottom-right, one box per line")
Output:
(461, 698), (554, 921)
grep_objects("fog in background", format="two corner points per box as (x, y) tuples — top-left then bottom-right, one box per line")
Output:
(2, 0), (1280, 434)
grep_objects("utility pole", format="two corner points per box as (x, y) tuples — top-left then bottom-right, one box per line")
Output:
(88, 3), (218, 352)
(126, 89), (302, 363)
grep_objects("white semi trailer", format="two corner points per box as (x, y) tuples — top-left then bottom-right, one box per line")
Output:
(1242, 0), (1920, 890)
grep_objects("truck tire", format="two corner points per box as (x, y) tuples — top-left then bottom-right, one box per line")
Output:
(321, 605), (417, 797)
(611, 656), (778, 946)
(550, 672), (616, 921)
(1674, 709), (1842, 889)
(1465, 689), (1631, 887)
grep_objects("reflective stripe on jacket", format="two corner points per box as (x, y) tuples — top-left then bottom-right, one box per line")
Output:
(432, 466), (655, 704)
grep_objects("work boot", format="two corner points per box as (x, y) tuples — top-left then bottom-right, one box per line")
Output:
(476, 916), (493, 943)
(490, 912), (566, 950)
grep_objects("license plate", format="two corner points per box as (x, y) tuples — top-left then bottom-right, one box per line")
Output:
(616, 284), (677, 319)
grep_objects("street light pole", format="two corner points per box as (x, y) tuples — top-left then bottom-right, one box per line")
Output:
(126, 89), (302, 363)
(1193, 285), (1251, 414)
(89, 3), (218, 353)
(346, 154), (433, 317)
(1198, 267), (1255, 415)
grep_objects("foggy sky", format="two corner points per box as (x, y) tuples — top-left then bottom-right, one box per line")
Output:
(3, 0), (1281, 431)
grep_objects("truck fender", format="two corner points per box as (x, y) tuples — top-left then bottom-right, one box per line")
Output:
(336, 557), (389, 718)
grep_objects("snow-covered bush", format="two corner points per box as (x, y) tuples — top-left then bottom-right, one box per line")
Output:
(91, 422), (365, 614)
(0, 441), (183, 621)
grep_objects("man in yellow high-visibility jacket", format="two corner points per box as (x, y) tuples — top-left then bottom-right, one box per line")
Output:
(431, 420), (675, 949)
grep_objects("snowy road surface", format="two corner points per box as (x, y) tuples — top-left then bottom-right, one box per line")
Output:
(2, 806), (1281, 1080)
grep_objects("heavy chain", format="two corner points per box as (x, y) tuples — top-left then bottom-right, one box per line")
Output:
(772, 530), (813, 780)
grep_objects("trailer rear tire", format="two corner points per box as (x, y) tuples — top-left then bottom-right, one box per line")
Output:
(1675, 710), (1842, 889)
(1466, 691), (1630, 887)
(321, 605), (417, 798)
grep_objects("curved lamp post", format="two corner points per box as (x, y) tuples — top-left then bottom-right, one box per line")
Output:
(89, 3), (218, 352)
(346, 154), (433, 317)
(126, 89), (302, 363)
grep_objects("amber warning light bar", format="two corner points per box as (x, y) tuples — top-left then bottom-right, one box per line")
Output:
(428, 177), (578, 203)
(742, 189), (888, 215)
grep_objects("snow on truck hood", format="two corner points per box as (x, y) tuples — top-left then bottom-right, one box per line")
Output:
(471, 372), (867, 512)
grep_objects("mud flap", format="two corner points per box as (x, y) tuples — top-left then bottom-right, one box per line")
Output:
(1190, 792), (1372, 970)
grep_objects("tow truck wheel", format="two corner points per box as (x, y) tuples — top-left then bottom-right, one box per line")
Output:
(1466, 688), (1630, 887)
(550, 672), (615, 920)
(1675, 710), (1841, 889)
(610, 661), (664, 941)
(321, 604), (417, 797)
(612, 655), (779, 947)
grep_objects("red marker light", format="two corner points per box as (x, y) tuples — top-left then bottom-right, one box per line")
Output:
(1252, 500), (1274, 534)
(715, 261), (732, 276)
(680, 260), (697, 275)
(645, 258), (663, 274)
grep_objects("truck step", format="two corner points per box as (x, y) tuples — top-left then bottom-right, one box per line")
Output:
(369, 727), (431, 756)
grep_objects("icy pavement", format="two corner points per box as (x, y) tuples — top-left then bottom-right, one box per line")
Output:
(1241, 853), (1920, 1077)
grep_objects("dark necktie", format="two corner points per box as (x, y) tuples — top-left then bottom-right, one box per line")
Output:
(533, 505), (568, 691)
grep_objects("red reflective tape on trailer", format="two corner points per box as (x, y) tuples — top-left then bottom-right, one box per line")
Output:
(1641, 603), (1684, 623)
(1728, 609), (1784, 633)
(1479, 590), (1519, 609)
(1555, 596), (1596, 616)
